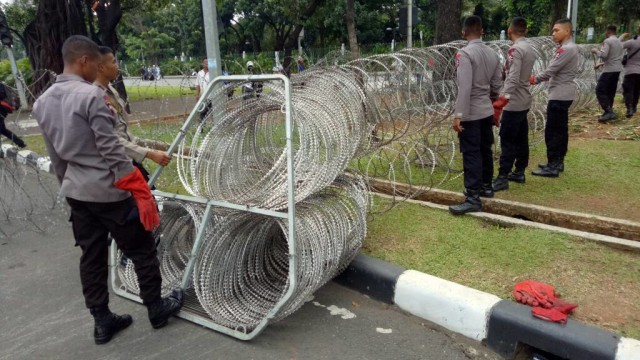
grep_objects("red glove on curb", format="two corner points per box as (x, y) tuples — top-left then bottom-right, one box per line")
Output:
(492, 95), (510, 127)
(529, 75), (536, 85)
(532, 307), (567, 325)
(114, 168), (160, 232)
(514, 280), (555, 308)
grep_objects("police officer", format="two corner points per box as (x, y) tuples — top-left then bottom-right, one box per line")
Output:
(591, 25), (624, 122)
(493, 17), (536, 192)
(449, 15), (503, 215)
(620, 28), (640, 118)
(33, 36), (183, 345)
(94, 46), (171, 179)
(530, 19), (579, 178)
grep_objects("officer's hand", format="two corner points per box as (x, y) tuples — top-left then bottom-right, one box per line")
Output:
(590, 48), (599, 55)
(452, 118), (464, 133)
(593, 62), (604, 70)
(147, 150), (172, 167)
(621, 33), (630, 40)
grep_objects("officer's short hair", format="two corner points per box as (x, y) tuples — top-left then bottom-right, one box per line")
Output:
(606, 25), (617, 33)
(510, 17), (527, 35)
(463, 15), (483, 35)
(554, 18), (573, 32)
(62, 35), (100, 65)
(98, 46), (114, 56)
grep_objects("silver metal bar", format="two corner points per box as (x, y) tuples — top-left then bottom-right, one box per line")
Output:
(407, 0), (413, 48)
(179, 203), (213, 289)
(5, 47), (29, 110)
(153, 190), (289, 219)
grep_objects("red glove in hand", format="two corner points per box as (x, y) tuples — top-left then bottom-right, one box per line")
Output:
(492, 95), (510, 127)
(530, 75), (536, 85)
(114, 168), (160, 232)
(532, 307), (568, 325)
(514, 280), (556, 308)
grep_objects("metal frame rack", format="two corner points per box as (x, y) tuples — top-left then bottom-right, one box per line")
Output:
(109, 74), (296, 340)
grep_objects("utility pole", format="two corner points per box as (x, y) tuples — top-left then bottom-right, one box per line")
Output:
(201, 0), (222, 77)
(567, 0), (578, 38)
(0, 10), (28, 109)
(407, 0), (413, 48)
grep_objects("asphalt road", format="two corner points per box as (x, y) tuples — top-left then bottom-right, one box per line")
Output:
(0, 173), (502, 360)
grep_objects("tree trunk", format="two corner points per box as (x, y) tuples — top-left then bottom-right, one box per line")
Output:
(434, 0), (462, 45)
(345, 0), (359, 59)
(25, 0), (87, 99)
(281, 0), (325, 76)
(550, 1), (566, 31)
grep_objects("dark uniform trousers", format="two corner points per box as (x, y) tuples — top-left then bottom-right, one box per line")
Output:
(459, 115), (494, 191)
(622, 73), (640, 110)
(545, 100), (573, 165)
(67, 197), (162, 309)
(498, 109), (529, 176)
(595, 72), (620, 110)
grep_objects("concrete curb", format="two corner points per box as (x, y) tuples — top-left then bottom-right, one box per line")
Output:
(336, 254), (640, 360)
(1, 144), (54, 174)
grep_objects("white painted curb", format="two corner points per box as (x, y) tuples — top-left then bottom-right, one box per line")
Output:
(616, 337), (640, 360)
(393, 270), (501, 341)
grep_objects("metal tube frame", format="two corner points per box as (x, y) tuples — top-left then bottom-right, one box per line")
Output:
(110, 74), (297, 340)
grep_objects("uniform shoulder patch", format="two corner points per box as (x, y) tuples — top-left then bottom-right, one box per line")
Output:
(552, 48), (565, 60)
(102, 94), (116, 116)
(455, 53), (461, 67)
(507, 47), (516, 61)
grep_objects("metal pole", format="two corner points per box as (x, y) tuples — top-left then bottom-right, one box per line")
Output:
(5, 47), (29, 109)
(407, 0), (413, 48)
(201, 0), (222, 77)
(571, 0), (578, 38)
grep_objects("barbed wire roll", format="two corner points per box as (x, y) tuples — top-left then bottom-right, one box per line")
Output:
(117, 199), (216, 296)
(192, 175), (368, 330)
(177, 68), (373, 210)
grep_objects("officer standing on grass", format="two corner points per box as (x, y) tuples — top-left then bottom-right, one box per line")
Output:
(492, 17), (536, 192)
(33, 35), (183, 345)
(619, 28), (640, 118)
(530, 19), (579, 178)
(449, 15), (503, 215)
(591, 25), (624, 123)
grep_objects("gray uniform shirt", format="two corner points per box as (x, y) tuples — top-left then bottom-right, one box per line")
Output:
(454, 39), (503, 122)
(596, 35), (624, 73)
(535, 38), (579, 101)
(34, 74), (134, 202)
(502, 37), (536, 112)
(622, 37), (640, 75)
(96, 83), (149, 163)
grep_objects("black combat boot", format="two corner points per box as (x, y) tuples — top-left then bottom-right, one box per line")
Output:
(90, 305), (133, 345)
(147, 288), (185, 329)
(627, 107), (634, 118)
(480, 183), (494, 198)
(492, 174), (509, 192)
(507, 170), (526, 183)
(449, 189), (482, 215)
(532, 162), (561, 177)
(538, 163), (564, 172)
(598, 108), (617, 123)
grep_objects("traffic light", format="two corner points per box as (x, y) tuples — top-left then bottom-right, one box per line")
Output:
(0, 10), (13, 47)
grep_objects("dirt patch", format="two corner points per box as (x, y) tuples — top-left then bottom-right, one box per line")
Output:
(570, 108), (640, 140)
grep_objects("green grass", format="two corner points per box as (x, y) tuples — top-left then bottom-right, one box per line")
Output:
(365, 196), (640, 339)
(126, 86), (195, 102)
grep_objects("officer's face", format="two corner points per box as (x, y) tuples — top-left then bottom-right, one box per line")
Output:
(98, 53), (119, 81)
(551, 24), (570, 44)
